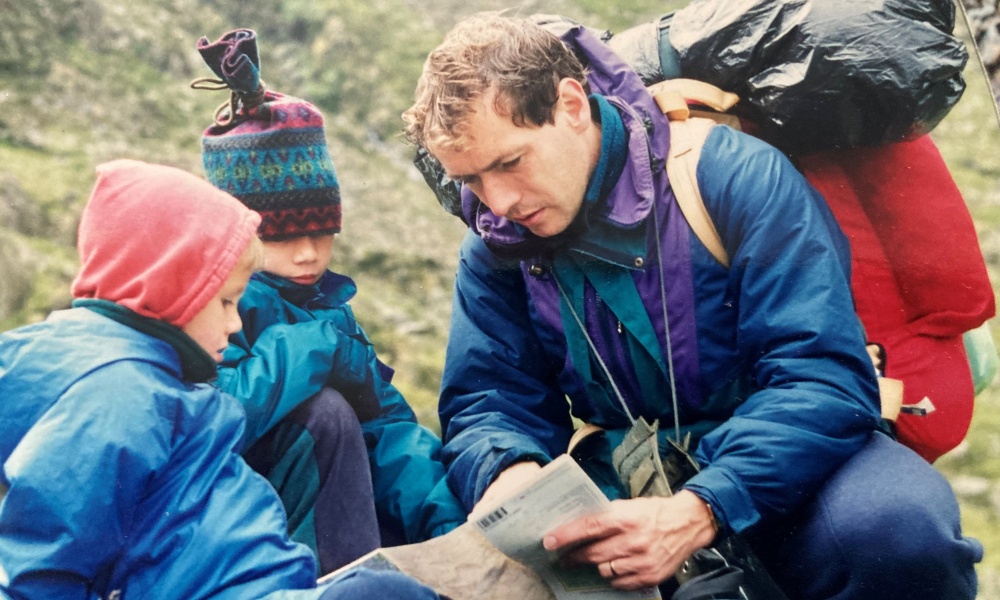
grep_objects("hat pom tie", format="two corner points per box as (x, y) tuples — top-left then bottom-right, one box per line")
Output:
(191, 28), (267, 126)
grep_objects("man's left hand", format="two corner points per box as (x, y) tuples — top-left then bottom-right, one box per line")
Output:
(541, 490), (717, 590)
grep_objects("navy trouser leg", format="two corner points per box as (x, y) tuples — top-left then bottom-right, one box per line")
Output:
(378, 517), (409, 548)
(317, 568), (440, 599)
(244, 388), (381, 574)
(745, 432), (982, 600)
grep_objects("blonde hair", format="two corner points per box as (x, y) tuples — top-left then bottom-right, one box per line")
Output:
(402, 13), (588, 151)
(237, 235), (265, 273)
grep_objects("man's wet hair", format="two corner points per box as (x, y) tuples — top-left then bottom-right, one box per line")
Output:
(403, 12), (589, 151)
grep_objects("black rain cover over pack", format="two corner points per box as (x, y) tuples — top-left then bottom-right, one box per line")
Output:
(666, 0), (968, 154)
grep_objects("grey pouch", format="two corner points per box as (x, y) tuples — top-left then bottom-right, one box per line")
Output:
(611, 417), (673, 499)
(609, 417), (788, 600)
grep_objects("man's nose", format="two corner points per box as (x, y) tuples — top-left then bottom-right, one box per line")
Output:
(480, 176), (520, 218)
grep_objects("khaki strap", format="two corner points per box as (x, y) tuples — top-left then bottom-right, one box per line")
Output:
(688, 108), (743, 130)
(566, 422), (606, 456)
(667, 117), (730, 268)
(878, 377), (905, 421)
(649, 78), (741, 116)
(653, 78), (738, 268)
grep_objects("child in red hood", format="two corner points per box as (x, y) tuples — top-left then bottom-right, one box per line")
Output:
(0, 159), (440, 599)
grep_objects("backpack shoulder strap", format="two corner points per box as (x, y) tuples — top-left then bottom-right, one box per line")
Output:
(666, 118), (730, 268)
(649, 79), (740, 268)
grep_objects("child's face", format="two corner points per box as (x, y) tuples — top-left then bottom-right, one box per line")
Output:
(262, 233), (335, 286)
(182, 260), (254, 362)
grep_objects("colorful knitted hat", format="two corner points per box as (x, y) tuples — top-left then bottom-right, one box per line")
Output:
(195, 29), (341, 240)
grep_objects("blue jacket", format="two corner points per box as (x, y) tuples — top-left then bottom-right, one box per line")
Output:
(438, 24), (882, 535)
(218, 271), (465, 543)
(0, 308), (330, 599)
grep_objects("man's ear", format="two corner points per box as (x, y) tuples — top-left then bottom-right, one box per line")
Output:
(555, 78), (591, 131)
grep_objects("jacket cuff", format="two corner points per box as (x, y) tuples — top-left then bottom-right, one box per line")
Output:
(682, 465), (759, 536)
(459, 444), (552, 510)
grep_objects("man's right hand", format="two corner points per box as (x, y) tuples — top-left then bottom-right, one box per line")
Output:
(542, 490), (717, 590)
(468, 461), (543, 519)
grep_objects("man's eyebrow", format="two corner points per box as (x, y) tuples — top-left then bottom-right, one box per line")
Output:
(447, 155), (511, 181)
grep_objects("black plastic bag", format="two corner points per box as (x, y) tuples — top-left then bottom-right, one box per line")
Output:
(610, 0), (968, 154)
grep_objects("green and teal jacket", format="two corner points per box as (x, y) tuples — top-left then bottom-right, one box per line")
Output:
(219, 271), (465, 543)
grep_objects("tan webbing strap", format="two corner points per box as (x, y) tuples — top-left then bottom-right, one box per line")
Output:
(666, 117), (730, 268)
(878, 377), (904, 421)
(651, 87), (691, 121)
(652, 78), (737, 268)
(649, 78), (741, 115)
(688, 108), (743, 130)
(566, 422), (605, 456)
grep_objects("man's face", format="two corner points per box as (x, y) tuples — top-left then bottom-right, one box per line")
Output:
(261, 233), (335, 286)
(429, 80), (599, 238)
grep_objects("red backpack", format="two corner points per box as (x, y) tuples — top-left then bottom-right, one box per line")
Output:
(652, 79), (996, 462)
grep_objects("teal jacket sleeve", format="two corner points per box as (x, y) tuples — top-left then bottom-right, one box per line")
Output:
(362, 358), (467, 542)
(0, 363), (169, 599)
(218, 301), (381, 447)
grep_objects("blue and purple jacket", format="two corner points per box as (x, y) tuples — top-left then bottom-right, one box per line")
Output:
(437, 23), (881, 535)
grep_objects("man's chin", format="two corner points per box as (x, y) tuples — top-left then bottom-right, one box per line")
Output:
(527, 226), (557, 238)
(524, 219), (570, 239)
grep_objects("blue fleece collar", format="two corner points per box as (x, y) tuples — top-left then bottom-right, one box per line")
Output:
(583, 94), (628, 206)
(72, 298), (218, 382)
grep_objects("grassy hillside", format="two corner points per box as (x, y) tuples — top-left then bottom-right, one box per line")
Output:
(932, 9), (1000, 597)
(0, 0), (689, 422)
(1, 0), (999, 596)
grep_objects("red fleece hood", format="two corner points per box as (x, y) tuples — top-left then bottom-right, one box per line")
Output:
(71, 159), (261, 327)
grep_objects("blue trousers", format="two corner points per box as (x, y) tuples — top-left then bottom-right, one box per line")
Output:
(744, 431), (982, 600)
(244, 388), (381, 574)
(317, 568), (440, 599)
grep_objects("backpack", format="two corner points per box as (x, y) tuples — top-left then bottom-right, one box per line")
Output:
(647, 78), (996, 436)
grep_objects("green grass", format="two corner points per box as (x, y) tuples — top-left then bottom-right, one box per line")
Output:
(938, 383), (1000, 595)
(923, 14), (1000, 595)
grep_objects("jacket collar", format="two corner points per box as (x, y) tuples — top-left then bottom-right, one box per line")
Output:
(253, 270), (357, 308)
(584, 93), (628, 206)
(72, 298), (218, 382)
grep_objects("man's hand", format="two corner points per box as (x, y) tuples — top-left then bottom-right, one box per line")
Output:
(469, 461), (543, 519)
(541, 490), (717, 590)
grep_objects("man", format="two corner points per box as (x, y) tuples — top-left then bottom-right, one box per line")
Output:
(403, 13), (982, 600)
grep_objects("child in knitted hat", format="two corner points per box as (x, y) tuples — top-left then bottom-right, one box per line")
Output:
(195, 29), (466, 574)
(0, 159), (441, 599)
